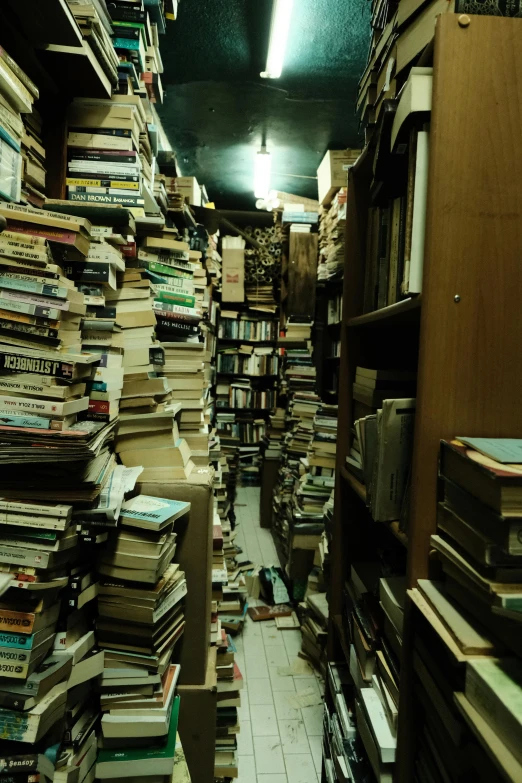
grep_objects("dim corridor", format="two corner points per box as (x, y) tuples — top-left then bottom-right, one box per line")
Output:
(233, 487), (324, 783)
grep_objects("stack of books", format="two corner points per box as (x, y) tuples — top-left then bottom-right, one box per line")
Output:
(300, 592), (329, 673)
(0, 47), (38, 204)
(346, 367), (416, 532)
(65, 99), (145, 210)
(214, 633), (242, 781)
(317, 187), (347, 282)
(95, 495), (189, 763)
(342, 562), (405, 783)
(404, 437), (522, 782)
(323, 661), (372, 782)
(21, 107), (47, 209)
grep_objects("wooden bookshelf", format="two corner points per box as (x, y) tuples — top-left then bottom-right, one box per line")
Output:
(326, 15), (522, 783)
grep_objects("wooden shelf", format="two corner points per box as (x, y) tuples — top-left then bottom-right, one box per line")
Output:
(7, 0), (83, 47)
(347, 296), (421, 327)
(332, 614), (351, 665)
(38, 40), (112, 99)
(340, 466), (366, 501)
(340, 466), (408, 547)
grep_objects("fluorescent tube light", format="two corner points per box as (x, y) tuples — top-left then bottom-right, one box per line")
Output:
(260, 0), (294, 79)
(254, 147), (272, 199)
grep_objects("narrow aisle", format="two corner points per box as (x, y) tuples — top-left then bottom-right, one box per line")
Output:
(233, 487), (323, 783)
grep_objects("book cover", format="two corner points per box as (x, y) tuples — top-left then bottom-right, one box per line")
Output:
(120, 495), (190, 527)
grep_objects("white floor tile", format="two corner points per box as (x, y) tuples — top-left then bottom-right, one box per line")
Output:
(308, 734), (323, 774)
(257, 776), (288, 783)
(237, 689), (250, 721)
(273, 690), (302, 721)
(294, 678), (322, 698)
(283, 631), (303, 658)
(245, 655), (269, 679)
(244, 635), (265, 656)
(238, 721), (254, 756)
(261, 622), (285, 647)
(250, 704), (279, 736)
(266, 646), (290, 667)
(248, 678), (274, 706)
(278, 719), (311, 755)
(284, 754), (318, 783)
(253, 736), (286, 775)
(270, 666), (297, 692)
(301, 705), (324, 736)
(237, 755), (257, 783)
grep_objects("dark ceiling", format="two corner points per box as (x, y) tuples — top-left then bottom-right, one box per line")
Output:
(157, 0), (371, 210)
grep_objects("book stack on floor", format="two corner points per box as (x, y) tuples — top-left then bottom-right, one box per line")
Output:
(214, 632), (241, 781)
(94, 494), (189, 783)
(65, 98), (145, 210)
(0, 47), (38, 204)
(405, 437), (522, 782)
(317, 187), (347, 283)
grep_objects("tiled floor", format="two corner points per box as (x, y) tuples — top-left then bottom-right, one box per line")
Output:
(234, 487), (323, 783)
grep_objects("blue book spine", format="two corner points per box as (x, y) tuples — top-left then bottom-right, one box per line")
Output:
(0, 632), (36, 650)
(0, 413), (51, 429)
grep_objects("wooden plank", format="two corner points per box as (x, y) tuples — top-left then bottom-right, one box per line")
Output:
(407, 15), (522, 587)
(454, 692), (522, 783)
(38, 41), (112, 99)
(417, 580), (501, 656)
(6, 0), (83, 47)
(287, 233), (318, 316)
(409, 588), (467, 664)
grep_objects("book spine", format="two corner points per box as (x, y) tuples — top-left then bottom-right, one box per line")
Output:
(66, 177), (139, 189)
(0, 277), (68, 299)
(0, 631), (36, 650)
(154, 291), (195, 308)
(68, 127), (133, 138)
(67, 193), (144, 206)
(0, 755), (39, 774)
(0, 646), (34, 664)
(64, 263), (111, 284)
(0, 242), (48, 264)
(0, 48), (39, 98)
(4, 223), (81, 248)
(113, 37), (141, 51)
(0, 351), (76, 379)
(0, 412), (51, 429)
(68, 151), (138, 163)
(1, 231), (46, 247)
(153, 309), (199, 326)
(0, 395), (68, 416)
(109, 8), (146, 22)
(0, 265), (59, 281)
(146, 262), (192, 280)
(0, 608), (38, 633)
(155, 318), (199, 335)
(0, 297), (60, 321)
(67, 135), (134, 152)
(0, 309), (59, 329)
(0, 320), (60, 341)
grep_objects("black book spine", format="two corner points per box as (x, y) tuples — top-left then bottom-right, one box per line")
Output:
(155, 319), (199, 335)
(68, 153), (138, 164)
(0, 758), (39, 775)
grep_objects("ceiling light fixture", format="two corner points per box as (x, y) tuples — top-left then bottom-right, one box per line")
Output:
(254, 147), (272, 199)
(260, 0), (294, 79)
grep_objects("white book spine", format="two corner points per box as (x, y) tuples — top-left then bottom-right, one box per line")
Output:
(408, 130), (430, 294)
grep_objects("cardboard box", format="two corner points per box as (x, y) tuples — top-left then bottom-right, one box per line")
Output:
(222, 248), (245, 302)
(137, 466), (214, 685)
(317, 149), (360, 206)
(178, 647), (217, 783)
(176, 176), (201, 206)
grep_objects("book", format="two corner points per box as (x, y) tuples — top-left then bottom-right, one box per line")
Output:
(440, 439), (522, 516)
(465, 658), (522, 766)
(95, 695), (179, 778)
